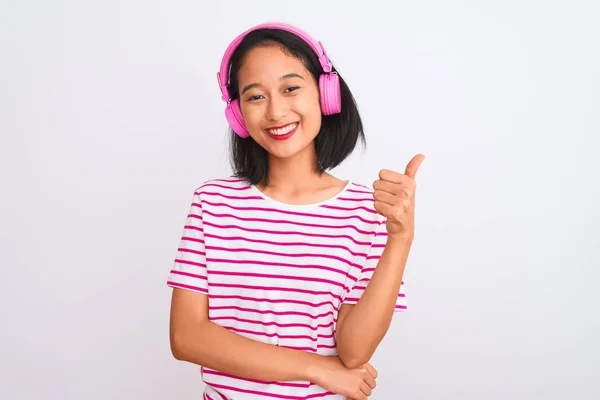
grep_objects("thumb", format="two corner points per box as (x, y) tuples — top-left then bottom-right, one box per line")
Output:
(405, 153), (425, 179)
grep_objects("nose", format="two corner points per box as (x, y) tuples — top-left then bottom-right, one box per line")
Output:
(265, 96), (289, 121)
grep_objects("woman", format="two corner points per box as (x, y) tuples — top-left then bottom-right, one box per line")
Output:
(166, 21), (424, 400)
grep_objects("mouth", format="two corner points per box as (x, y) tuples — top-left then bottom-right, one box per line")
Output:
(265, 122), (299, 140)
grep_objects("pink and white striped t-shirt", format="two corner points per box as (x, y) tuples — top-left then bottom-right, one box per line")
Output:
(166, 176), (407, 400)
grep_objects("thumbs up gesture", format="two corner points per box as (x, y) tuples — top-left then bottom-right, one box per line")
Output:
(373, 154), (425, 241)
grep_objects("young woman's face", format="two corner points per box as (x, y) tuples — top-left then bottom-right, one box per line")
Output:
(237, 45), (322, 160)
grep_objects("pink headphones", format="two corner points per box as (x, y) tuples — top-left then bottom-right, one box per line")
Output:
(217, 22), (342, 138)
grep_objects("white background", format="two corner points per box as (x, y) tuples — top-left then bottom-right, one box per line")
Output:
(1, 0), (599, 399)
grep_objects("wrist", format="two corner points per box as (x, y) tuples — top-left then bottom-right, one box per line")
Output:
(303, 354), (336, 383)
(386, 232), (414, 247)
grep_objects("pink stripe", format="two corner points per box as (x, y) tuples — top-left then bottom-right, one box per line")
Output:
(210, 294), (339, 310)
(177, 247), (206, 257)
(204, 382), (308, 399)
(213, 388), (227, 400)
(280, 343), (336, 351)
(209, 282), (342, 300)
(202, 369), (309, 388)
(396, 304), (407, 309)
(210, 316), (334, 331)
(207, 257), (357, 280)
(202, 221), (371, 245)
(200, 177), (246, 184)
(281, 344), (335, 351)
(204, 232), (367, 257)
(201, 200), (379, 225)
(167, 281), (207, 293)
(170, 270), (207, 280)
(316, 343), (336, 349)
(208, 269), (355, 288)
(209, 305), (335, 320)
(206, 246), (362, 270)
(223, 326), (334, 342)
(346, 188), (372, 194)
(174, 258), (206, 268)
(202, 210), (377, 235)
(198, 191), (264, 201)
(338, 196), (374, 202)
(306, 391), (337, 399)
(181, 234), (204, 243)
(199, 183), (251, 191)
(321, 204), (378, 214)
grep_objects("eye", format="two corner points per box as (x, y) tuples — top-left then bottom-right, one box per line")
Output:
(247, 94), (264, 102)
(285, 86), (300, 93)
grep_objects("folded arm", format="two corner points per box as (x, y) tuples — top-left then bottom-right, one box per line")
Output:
(169, 287), (327, 382)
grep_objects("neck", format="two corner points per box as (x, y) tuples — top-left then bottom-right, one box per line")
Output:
(262, 143), (328, 191)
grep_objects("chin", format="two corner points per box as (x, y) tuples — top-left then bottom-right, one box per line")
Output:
(268, 147), (305, 160)
(263, 141), (306, 159)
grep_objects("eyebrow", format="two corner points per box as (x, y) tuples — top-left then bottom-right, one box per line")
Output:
(241, 73), (304, 95)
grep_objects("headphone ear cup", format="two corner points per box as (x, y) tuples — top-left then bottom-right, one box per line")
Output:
(319, 73), (342, 115)
(225, 99), (250, 138)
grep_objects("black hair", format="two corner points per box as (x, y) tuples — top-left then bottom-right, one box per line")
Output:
(225, 28), (366, 187)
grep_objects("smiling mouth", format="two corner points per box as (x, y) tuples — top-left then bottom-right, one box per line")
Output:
(265, 122), (299, 136)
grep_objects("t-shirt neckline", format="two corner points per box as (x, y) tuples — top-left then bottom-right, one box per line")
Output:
(249, 180), (352, 210)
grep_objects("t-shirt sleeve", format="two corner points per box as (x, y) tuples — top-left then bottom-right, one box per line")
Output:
(342, 219), (408, 311)
(166, 190), (208, 294)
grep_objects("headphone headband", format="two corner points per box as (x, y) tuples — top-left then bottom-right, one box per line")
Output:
(217, 22), (333, 103)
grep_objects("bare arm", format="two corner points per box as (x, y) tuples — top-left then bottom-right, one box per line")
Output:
(335, 235), (412, 368)
(169, 287), (327, 382)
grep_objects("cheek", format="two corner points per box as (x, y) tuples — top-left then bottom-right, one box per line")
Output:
(239, 103), (262, 126)
(295, 90), (322, 120)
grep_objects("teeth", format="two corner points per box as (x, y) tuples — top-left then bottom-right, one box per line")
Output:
(267, 123), (297, 135)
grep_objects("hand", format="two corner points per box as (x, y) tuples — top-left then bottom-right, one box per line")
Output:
(313, 356), (377, 400)
(373, 154), (425, 240)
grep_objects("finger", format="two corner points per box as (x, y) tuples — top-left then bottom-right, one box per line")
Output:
(364, 363), (378, 379)
(360, 381), (373, 396)
(373, 179), (413, 197)
(373, 188), (405, 206)
(363, 372), (377, 389)
(405, 153), (425, 179)
(374, 200), (410, 221)
(378, 168), (405, 184)
(373, 200), (393, 219)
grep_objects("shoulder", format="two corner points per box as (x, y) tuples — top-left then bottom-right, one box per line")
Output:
(192, 175), (251, 195)
(344, 180), (376, 202)
(187, 175), (262, 209)
(346, 180), (374, 194)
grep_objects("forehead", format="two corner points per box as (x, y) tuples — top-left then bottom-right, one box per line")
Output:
(237, 45), (309, 84)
